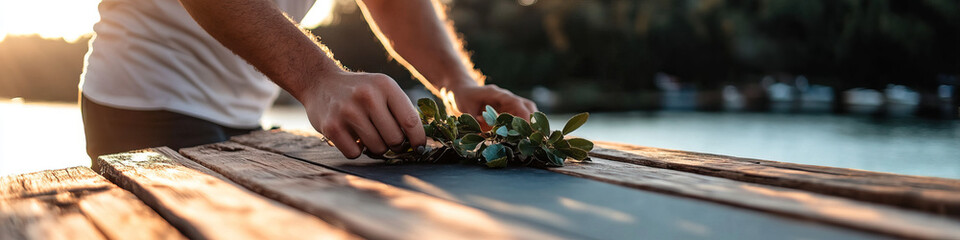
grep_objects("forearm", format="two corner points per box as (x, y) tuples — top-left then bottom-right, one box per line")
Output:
(178, 0), (341, 101)
(357, 0), (481, 95)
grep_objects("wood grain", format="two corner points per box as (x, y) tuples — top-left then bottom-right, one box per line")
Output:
(590, 141), (960, 217)
(155, 147), (246, 188)
(180, 141), (562, 240)
(1, 197), (105, 240)
(96, 149), (357, 240)
(1, 167), (183, 240)
(553, 158), (960, 240)
(230, 129), (332, 155)
(233, 130), (960, 239)
(1, 166), (111, 199)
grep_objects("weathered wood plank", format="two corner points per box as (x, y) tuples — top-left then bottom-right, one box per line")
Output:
(553, 158), (960, 240)
(96, 149), (357, 240)
(156, 147), (246, 189)
(1, 166), (111, 199)
(78, 187), (186, 240)
(590, 141), (960, 217)
(180, 141), (562, 240)
(1, 197), (105, 240)
(1, 167), (184, 240)
(230, 129), (331, 154)
(233, 130), (960, 239)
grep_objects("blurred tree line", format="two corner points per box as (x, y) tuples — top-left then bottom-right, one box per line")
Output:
(2, 0), (957, 114)
(318, 0), (959, 112)
(0, 36), (88, 102)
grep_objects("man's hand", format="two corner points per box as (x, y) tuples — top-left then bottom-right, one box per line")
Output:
(449, 84), (538, 127)
(300, 71), (426, 158)
(179, 0), (530, 158)
(357, 0), (538, 125)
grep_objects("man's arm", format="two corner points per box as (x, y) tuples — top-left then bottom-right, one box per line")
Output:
(357, 0), (538, 121)
(178, 0), (425, 158)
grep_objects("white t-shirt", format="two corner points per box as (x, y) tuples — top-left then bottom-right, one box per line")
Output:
(80, 0), (316, 128)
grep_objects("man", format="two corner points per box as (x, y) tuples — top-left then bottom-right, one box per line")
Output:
(80, 0), (537, 168)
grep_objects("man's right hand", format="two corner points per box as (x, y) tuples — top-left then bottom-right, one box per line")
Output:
(299, 71), (426, 159)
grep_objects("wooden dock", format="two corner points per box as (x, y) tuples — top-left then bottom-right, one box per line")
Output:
(3, 129), (959, 239)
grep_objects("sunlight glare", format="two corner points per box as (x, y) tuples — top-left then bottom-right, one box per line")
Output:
(0, 0), (336, 43)
(557, 197), (634, 223)
(301, 0), (336, 29)
(0, 0), (101, 43)
(439, 87), (463, 116)
(0, 101), (88, 177)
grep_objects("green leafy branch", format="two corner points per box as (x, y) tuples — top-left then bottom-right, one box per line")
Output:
(381, 98), (593, 168)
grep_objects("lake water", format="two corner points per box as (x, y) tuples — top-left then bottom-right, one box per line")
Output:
(2, 102), (958, 179)
(266, 107), (960, 179)
(550, 111), (960, 179)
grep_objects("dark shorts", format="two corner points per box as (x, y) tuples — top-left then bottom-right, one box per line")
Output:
(81, 95), (260, 169)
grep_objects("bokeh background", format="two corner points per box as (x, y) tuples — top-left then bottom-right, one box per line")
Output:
(4, 0), (958, 116)
(1, 0), (959, 177)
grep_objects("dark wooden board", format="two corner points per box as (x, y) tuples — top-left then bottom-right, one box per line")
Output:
(591, 141), (960, 217)
(179, 141), (563, 240)
(554, 158), (960, 239)
(1, 167), (184, 240)
(96, 149), (357, 240)
(231, 130), (887, 240)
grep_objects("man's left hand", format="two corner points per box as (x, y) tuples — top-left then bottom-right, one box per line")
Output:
(449, 84), (538, 129)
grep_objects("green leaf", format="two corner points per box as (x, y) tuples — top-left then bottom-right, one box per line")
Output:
(417, 98), (439, 122)
(496, 113), (513, 127)
(437, 122), (455, 141)
(458, 115), (482, 133)
(511, 117), (533, 137)
(544, 150), (564, 167)
(529, 132), (544, 144)
(535, 147), (548, 159)
(548, 130), (563, 144)
(460, 133), (484, 150)
(436, 101), (447, 120)
(485, 156), (508, 168)
(560, 147), (589, 160)
(476, 143), (488, 159)
(482, 143), (505, 161)
(531, 112), (550, 134)
(554, 139), (570, 149)
(567, 138), (594, 151)
(518, 139), (536, 157)
(387, 103), (591, 168)
(483, 105), (497, 126)
(549, 148), (568, 159)
(562, 113), (589, 135)
(446, 116), (458, 138)
(423, 124), (436, 138)
(495, 126), (509, 137)
(452, 139), (467, 157)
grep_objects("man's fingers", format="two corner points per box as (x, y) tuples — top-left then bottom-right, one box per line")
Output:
(524, 100), (539, 115)
(498, 98), (533, 121)
(387, 89), (426, 148)
(322, 123), (362, 159)
(369, 99), (407, 152)
(348, 116), (388, 155)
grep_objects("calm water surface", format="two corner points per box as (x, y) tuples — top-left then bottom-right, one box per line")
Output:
(5, 102), (955, 180)
(264, 106), (960, 179)
(547, 111), (960, 179)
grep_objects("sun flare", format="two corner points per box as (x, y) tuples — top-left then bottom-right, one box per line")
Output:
(0, 0), (335, 43)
